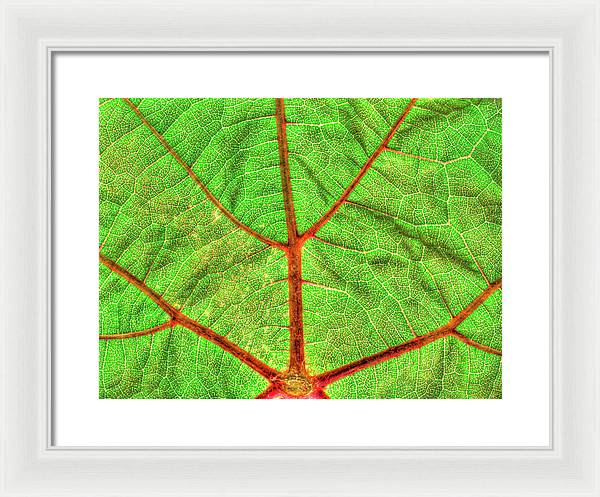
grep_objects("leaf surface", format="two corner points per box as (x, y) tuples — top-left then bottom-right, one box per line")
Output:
(99, 97), (502, 399)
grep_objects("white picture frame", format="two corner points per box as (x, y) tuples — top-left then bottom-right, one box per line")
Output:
(1, 0), (598, 495)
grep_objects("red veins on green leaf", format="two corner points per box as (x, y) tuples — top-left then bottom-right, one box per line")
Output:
(99, 97), (502, 399)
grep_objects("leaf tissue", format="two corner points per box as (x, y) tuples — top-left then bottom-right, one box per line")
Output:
(99, 98), (502, 399)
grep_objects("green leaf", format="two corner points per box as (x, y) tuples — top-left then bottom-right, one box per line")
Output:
(99, 97), (502, 399)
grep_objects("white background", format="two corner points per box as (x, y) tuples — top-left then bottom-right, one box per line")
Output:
(53, 53), (550, 447)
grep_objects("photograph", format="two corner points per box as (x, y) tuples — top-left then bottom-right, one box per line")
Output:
(98, 97), (502, 399)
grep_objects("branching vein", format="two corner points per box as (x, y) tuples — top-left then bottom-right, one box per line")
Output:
(99, 252), (279, 380)
(122, 98), (286, 251)
(314, 279), (502, 387)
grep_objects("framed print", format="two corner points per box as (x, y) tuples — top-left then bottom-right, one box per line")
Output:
(1, 1), (599, 496)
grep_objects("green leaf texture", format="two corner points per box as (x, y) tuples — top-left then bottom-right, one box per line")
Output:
(99, 98), (502, 399)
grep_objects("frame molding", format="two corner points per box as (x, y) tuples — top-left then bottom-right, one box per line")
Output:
(1, 0), (598, 495)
